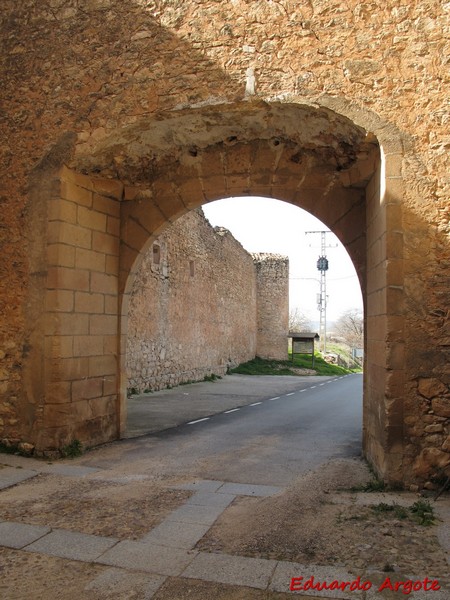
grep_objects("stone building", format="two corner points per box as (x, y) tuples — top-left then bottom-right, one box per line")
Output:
(126, 209), (288, 392)
(0, 1), (448, 485)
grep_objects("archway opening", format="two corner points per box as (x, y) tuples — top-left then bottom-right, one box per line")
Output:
(38, 100), (410, 481)
(124, 196), (365, 440)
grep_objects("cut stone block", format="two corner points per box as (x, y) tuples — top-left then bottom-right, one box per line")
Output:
(25, 528), (117, 561)
(184, 491), (236, 508)
(97, 540), (197, 576)
(140, 520), (211, 550)
(0, 521), (51, 549)
(182, 552), (277, 589)
(0, 467), (39, 490)
(164, 503), (226, 526)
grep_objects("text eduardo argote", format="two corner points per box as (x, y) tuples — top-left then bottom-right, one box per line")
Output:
(290, 575), (442, 595)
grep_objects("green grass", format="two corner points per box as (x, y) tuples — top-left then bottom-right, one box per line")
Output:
(61, 439), (83, 458)
(203, 373), (222, 382)
(350, 478), (386, 493)
(230, 354), (355, 377)
(371, 502), (409, 519)
(410, 499), (436, 526)
(324, 342), (363, 371)
(370, 500), (436, 526)
(291, 353), (354, 375)
(231, 358), (295, 376)
(0, 441), (20, 455)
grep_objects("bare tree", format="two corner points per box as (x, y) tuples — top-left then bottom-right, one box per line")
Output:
(335, 308), (364, 348)
(289, 308), (313, 332)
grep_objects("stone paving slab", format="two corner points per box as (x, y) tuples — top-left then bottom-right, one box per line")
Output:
(164, 502), (227, 526)
(25, 529), (118, 561)
(216, 482), (282, 497)
(184, 491), (236, 508)
(0, 466), (39, 490)
(97, 540), (197, 576)
(269, 561), (365, 598)
(140, 520), (211, 549)
(172, 480), (224, 492)
(85, 567), (166, 599)
(182, 551), (277, 589)
(0, 521), (51, 549)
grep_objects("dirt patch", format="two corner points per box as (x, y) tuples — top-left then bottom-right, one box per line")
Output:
(0, 474), (190, 539)
(290, 368), (316, 376)
(196, 458), (449, 581)
(0, 548), (103, 600)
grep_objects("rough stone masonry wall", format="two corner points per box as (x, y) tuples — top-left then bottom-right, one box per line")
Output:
(0, 1), (448, 481)
(126, 209), (259, 392)
(253, 254), (289, 361)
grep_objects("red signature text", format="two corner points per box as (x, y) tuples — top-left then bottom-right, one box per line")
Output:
(290, 575), (441, 595)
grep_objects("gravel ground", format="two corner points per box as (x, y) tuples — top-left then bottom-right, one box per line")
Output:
(0, 474), (190, 539)
(196, 458), (449, 582)
(0, 456), (448, 598)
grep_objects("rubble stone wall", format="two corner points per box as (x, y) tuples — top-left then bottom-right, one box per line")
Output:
(126, 209), (263, 392)
(253, 254), (289, 361)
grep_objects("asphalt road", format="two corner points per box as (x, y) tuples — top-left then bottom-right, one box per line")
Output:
(92, 373), (363, 487)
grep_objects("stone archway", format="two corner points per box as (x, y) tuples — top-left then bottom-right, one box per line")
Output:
(26, 99), (413, 484)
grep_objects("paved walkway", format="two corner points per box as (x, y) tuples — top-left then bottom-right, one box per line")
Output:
(0, 460), (449, 598)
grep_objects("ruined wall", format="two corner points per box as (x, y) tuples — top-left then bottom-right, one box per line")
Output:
(126, 209), (260, 392)
(0, 1), (448, 481)
(253, 254), (289, 361)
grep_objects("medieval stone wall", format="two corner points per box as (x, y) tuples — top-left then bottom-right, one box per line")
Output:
(126, 211), (289, 392)
(0, 1), (448, 482)
(126, 209), (262, 392)
(253, 253), (289, 361)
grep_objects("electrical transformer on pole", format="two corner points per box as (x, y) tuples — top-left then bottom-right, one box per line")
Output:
(306, 231), (336, 353)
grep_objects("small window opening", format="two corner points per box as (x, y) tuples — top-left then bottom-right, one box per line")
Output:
(153, 244), (161, 265)
(189, 260), (195, 277)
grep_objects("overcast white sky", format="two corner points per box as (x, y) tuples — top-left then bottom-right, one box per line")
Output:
(202, 196), (363, 324)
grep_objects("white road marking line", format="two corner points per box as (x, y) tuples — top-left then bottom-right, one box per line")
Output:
(224, 408), (240, 414)
(269, 396), (280, 401)
(319, 383), (326, 386)
(250, 402), (262, 406)
(187, 418), (210, 425)
(286, 392), (295, 396)
(310, 386), (317, 389)
(300, 389), (306, 392)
